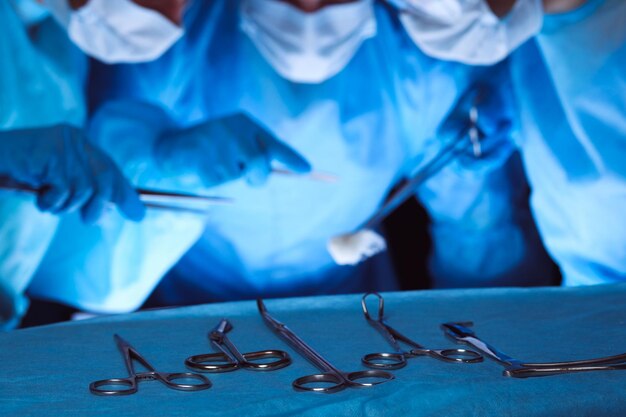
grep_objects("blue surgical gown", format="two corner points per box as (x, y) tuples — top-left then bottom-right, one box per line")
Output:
(0, 0), (87, 329)
(511, 0), (626, 286)
(28, 0), (552, 311)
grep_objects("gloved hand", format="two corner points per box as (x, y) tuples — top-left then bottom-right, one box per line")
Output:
(437, 78), (515, 173)
(154, 112), (312, 187)
(0, 124), (145, 223)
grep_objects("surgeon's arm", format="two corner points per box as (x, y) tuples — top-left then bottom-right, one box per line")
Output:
(416, 71), (556, 288)
(154, 113), (311, 188)
(418, 151), (556, 288)
(37, 101), (211, 318)
(89, 102), (310, 190)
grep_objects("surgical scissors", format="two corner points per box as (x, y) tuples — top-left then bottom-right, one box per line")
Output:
(257, 299), (394, 393)
(361, 293), (482, 370)
(89, 334), (212, 395)
(185, 319), (292, 372)
(442, 321), (626, 378)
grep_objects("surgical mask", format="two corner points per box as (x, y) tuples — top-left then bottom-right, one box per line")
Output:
(42, 0), (183, 64)
(240, 0), (377, 84)
(389, 0), (542, 65)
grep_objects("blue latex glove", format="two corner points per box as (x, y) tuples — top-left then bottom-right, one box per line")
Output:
(437, 79), (515, 173)
(0, 125), (145, 223)
(155, 113), (312, 187)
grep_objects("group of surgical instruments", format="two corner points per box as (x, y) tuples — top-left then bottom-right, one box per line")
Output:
(90, 293), (626, 396)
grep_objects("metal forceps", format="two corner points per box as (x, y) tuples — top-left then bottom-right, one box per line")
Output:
(360, 293), (482, 370)
(0, 176), (232, 215)
(185, 319), (292, 372)
(442, 321), (626, 378)
(257, 299), (394, 393)
(89, 334), (212, 396)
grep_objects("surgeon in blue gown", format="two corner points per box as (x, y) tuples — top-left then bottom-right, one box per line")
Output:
(407, 0), (626, 285)
(0, 0), (188, 329)
(510, 0), (626, 286)
(0, 0), (87, 330)
(27, 0), (553, 312)
(0, 0), (159, 329)
(401, 0), (626, 287)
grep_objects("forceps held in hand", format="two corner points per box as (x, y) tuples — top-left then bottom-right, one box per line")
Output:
(89, 334), (212, 396)
(257, 299), (394, 393)
(0, 177), (232, 215)
(442, 322), (626, 378)
(361, 293), (482, 370)
(185, 319), (291, 372)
